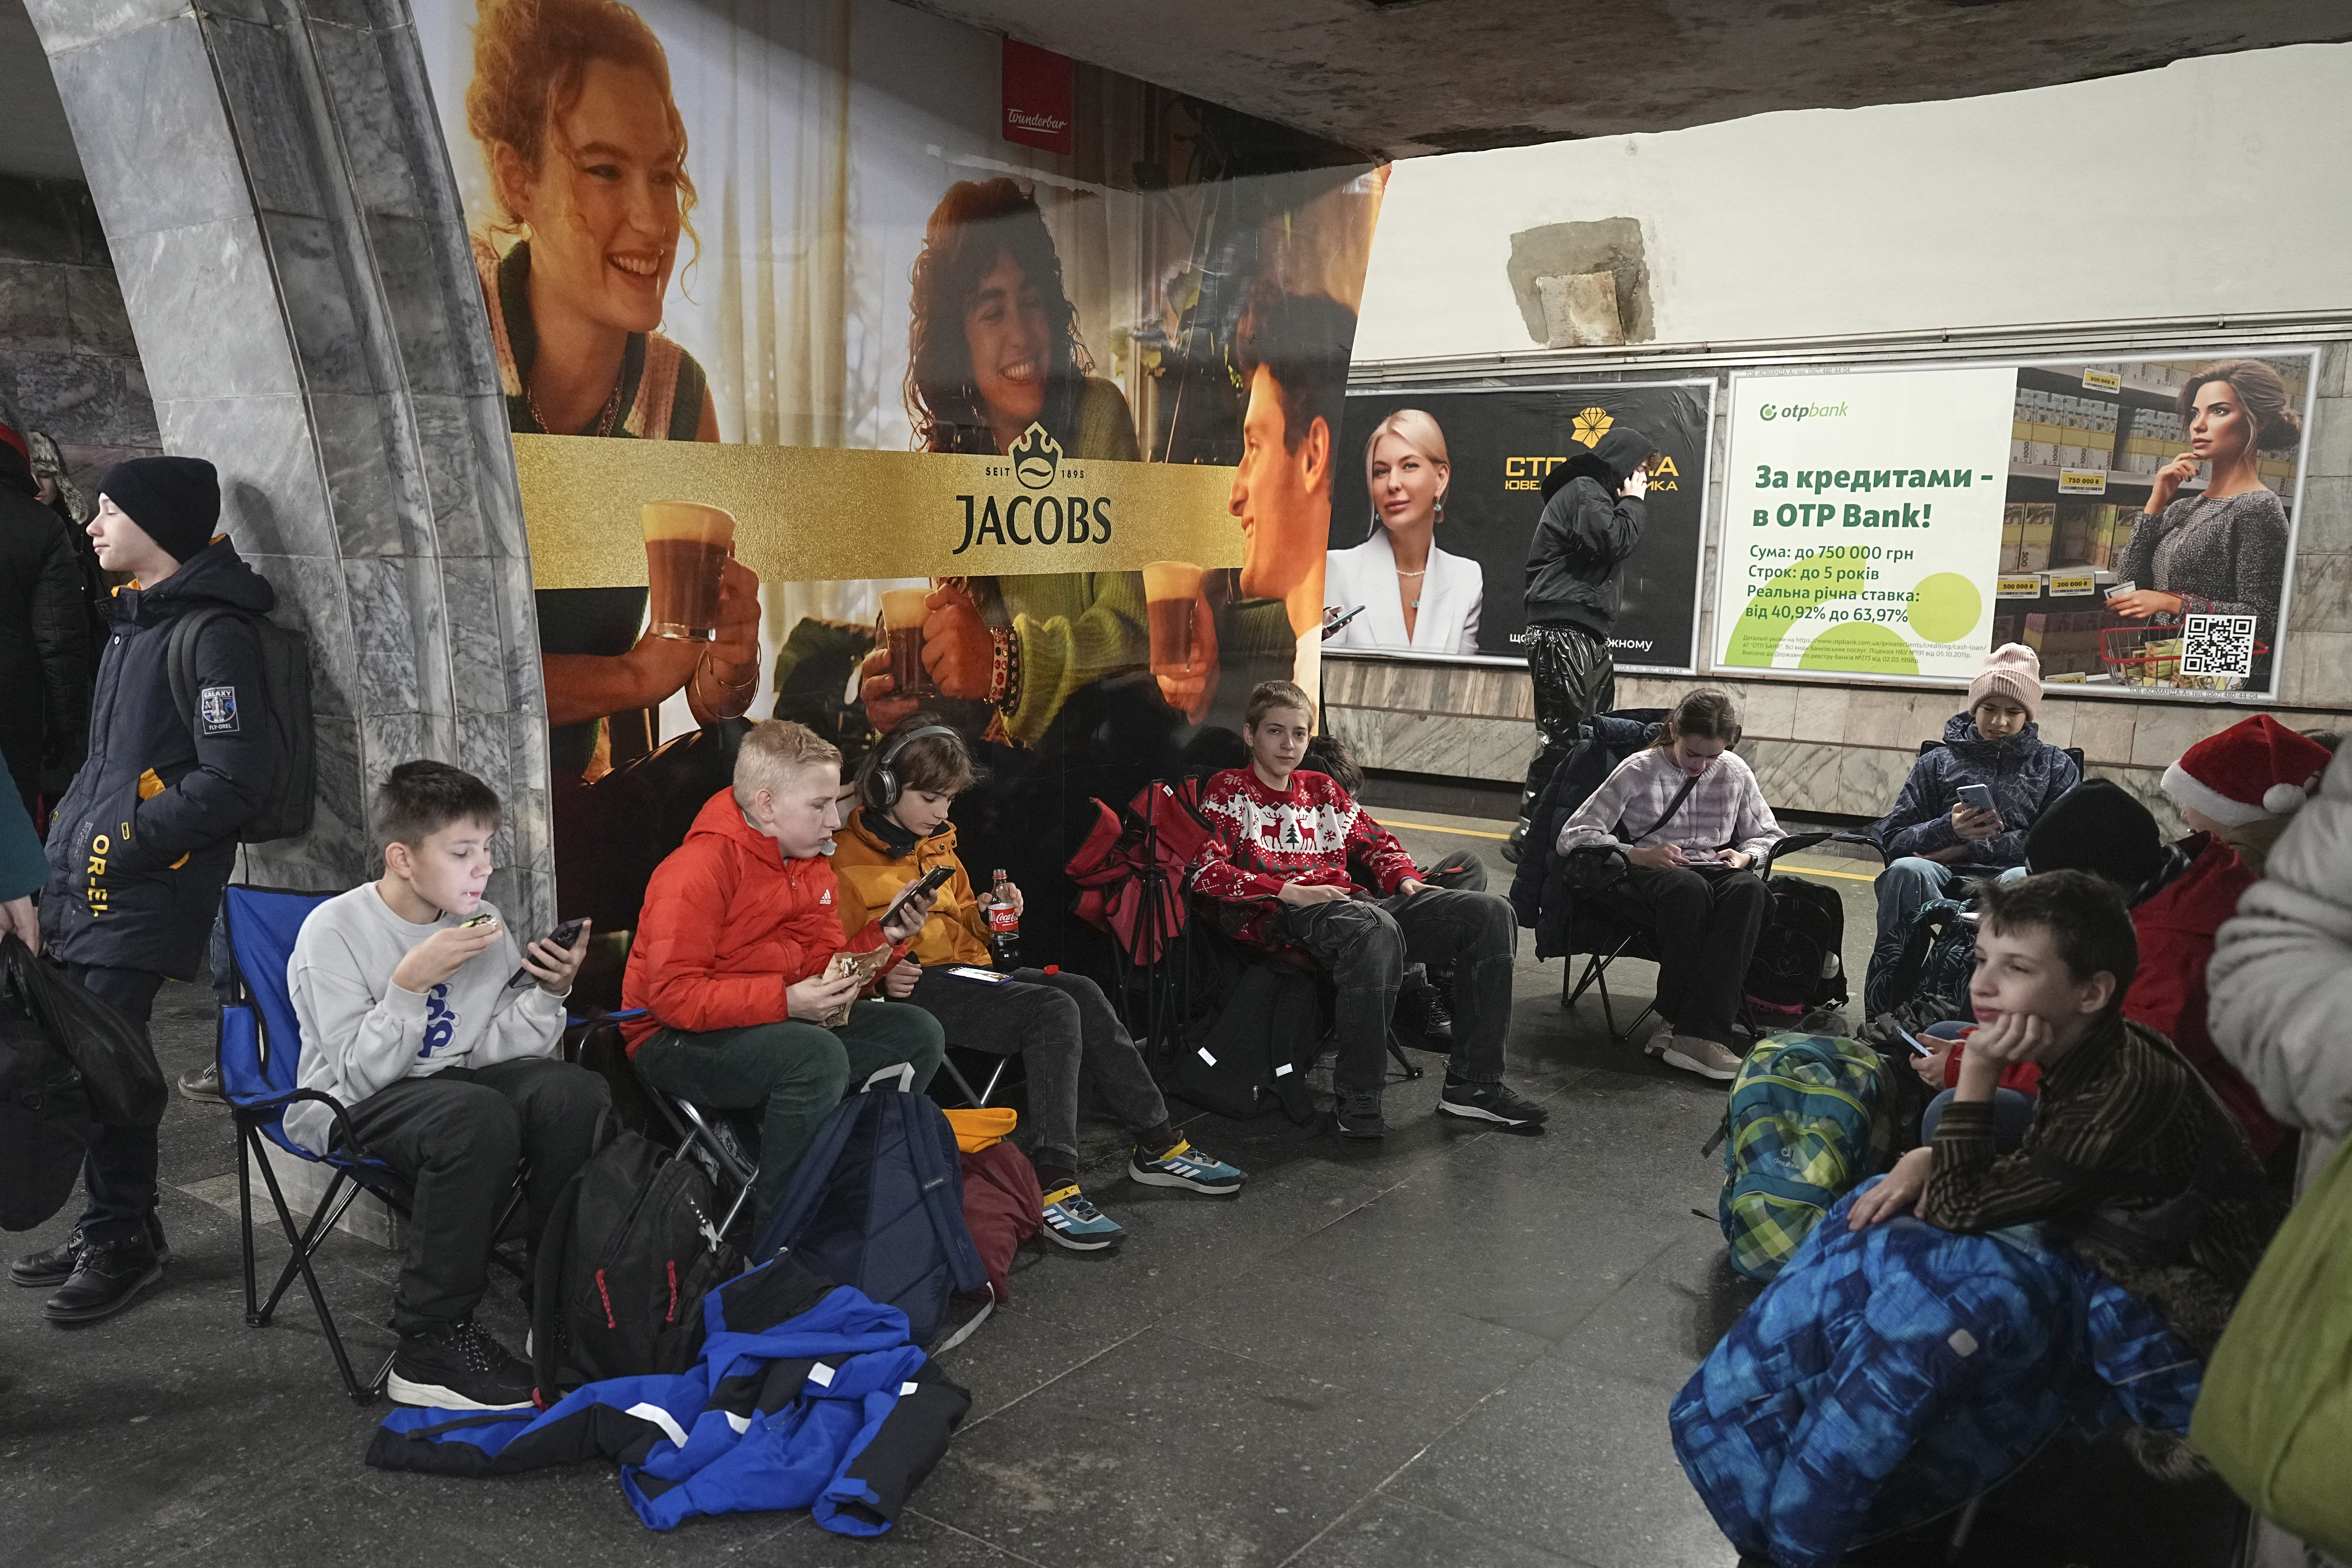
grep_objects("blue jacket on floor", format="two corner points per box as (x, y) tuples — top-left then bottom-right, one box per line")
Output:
(1871, 713), (2078, 875)
(367, 1259), (971, 1536)
(1669, 1179), (2202, 1568)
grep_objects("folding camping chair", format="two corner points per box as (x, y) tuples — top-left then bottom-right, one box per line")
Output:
(216, 885), (528, 1403)
(1557, 831), (1835, 1045)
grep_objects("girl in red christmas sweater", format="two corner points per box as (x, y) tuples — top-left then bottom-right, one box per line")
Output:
(1189, 680), (1549, 1138)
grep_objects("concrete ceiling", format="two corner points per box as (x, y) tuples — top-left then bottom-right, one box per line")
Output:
(0, 0), (80, 179)
(902, 0), (2352, 157)
(6, 0), (2348, 185)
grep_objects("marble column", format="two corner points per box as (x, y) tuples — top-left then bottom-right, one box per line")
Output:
(26, 0), (551, 931)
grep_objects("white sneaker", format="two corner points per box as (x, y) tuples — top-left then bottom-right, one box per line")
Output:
(1660, 1036), (1744, 1081)
(1642, 1020), (1680, 1059)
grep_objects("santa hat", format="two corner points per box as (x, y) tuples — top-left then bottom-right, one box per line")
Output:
(2161, 715), (2333, 828)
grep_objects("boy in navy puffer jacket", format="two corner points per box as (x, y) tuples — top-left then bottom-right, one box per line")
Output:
(1863, 644), (2078, 999)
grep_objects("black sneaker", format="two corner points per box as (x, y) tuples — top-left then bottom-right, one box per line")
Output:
(1437, 1078), (1550, 1130)
(177, 1062), (227, 1103)
(43, 1237), (164, 1324)
(387, 1319), (536, 1411)
(1394, 970), (1453, 1050)
(1330, 1092), (1387, 1140)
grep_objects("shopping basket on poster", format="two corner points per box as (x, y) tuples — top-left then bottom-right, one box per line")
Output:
(2099, 602), (2265, 692)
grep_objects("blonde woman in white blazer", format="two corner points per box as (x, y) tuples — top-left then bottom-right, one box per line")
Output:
(1326, 409), (1483, 656)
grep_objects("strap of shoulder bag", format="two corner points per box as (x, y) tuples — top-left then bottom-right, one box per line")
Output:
(1623, 770), (1703, 847)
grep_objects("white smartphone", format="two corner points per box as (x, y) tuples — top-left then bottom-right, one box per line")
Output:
(1894, 1024), (1935, 1058)
(945, 965), (1009, 985)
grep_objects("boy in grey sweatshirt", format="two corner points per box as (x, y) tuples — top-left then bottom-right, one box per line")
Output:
(287, 761), (604, 1411)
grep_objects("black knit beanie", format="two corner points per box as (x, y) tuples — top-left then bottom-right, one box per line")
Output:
(98, 455), (220, 564)
(2025, 778), (2163, 891)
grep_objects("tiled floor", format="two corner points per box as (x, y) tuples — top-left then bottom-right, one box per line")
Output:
(0, 817), (2231, 1566)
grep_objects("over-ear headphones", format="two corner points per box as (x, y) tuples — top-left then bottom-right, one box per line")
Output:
(862, 724), (965, 811)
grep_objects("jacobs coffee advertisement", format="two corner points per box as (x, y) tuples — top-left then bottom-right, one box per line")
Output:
(1715, 351), (2316, 697)
(1327, 383), (1713, 672)
(412, 0), (1383, 961)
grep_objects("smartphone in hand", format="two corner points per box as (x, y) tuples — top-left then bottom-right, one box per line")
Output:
(882, 864), (955, 926)
(508, 916), (589, 988)
(1955, 783), (1997, 815)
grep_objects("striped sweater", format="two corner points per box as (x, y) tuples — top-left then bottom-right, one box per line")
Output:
(1926, 1014), (2281, 1355)
(1555, 747), (1781, 860)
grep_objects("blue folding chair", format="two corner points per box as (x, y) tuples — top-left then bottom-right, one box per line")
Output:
(217, 886), (525, 1403)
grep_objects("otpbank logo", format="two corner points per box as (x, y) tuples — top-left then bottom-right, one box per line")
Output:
(1758, 400), (1849, 422)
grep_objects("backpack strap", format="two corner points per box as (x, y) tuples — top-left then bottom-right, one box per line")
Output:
(166, 606), (236, 741)
(748, 1093), (869, 1261)
(904, 1099), (990, 1298)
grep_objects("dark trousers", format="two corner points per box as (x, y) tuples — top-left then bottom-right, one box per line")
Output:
(1521, 625), (1616, 816)
(1273, 887), (1517, 1098)
(905, 965), (1167, 1167)
(338, 1057), (608, 1338)
(68, 963), (166, 1247)
(1603, 865), (1768, 1046)
(634, 1000), (945, 1235)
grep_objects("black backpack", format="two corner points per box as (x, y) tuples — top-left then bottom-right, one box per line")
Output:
(531, 1115), (741, 1402)
(0, 958), (92, 1232)
(1745, 876), (1848, 1012)
(1172, 965), (1319, 1125)
(167, 606), (315, 843)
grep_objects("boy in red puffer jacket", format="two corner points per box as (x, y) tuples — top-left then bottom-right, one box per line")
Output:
(624, 721), (945, 1231)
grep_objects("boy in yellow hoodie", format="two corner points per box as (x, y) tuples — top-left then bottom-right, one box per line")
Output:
(832, 716), (1245, 1250)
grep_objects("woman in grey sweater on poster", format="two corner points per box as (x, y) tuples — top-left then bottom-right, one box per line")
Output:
(2110, 359), (2298, 677)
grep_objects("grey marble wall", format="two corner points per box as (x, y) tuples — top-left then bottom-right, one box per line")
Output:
(27, 0), (550, 930)
(1327, 657), (2352, 838)
(0, 174), (159, 485)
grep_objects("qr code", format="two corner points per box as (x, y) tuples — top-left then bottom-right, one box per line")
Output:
(2180, 614), (2256, 678)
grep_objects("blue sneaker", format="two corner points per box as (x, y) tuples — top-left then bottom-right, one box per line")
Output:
(1128, 1138), (1246, 1195)
(1041, 1185), (1126, 1251)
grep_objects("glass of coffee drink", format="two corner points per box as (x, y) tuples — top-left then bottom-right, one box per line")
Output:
(1143, 560), (1204, 677)
(880, 587), (936, 696)
(641, 501), (735, 641)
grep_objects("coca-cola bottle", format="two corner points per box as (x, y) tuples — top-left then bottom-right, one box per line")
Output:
(986, 868), (1021, 969)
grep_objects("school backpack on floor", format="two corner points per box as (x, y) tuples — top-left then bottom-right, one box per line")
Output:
(531, 1113), (740, 1402)
(1864, 895), (1977, 1026)
(1719, 1033), (1897, 1282)
(2192, 1134), (2352, 1558)
(1744, 876), (1848, 1012)
(751, 1066), (989, 1348)
(1171, 964), (1319, 1125)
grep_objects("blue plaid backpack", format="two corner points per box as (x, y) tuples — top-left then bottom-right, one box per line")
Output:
(1719, 1033), (1897, 1281)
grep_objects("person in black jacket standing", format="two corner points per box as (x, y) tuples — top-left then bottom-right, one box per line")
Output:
(0, 421), (97, 830)
(1510, 423), (1652, 859)
(8, 456), (277, 1324)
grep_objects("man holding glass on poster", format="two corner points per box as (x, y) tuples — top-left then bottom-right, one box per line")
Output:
(1154, 287), (1358, 732)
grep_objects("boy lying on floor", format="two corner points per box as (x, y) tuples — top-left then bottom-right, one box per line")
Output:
(1848, 870), (2278, 1358)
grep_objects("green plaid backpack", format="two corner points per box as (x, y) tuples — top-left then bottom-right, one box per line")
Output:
(1718, 1033), (1898, 1282)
